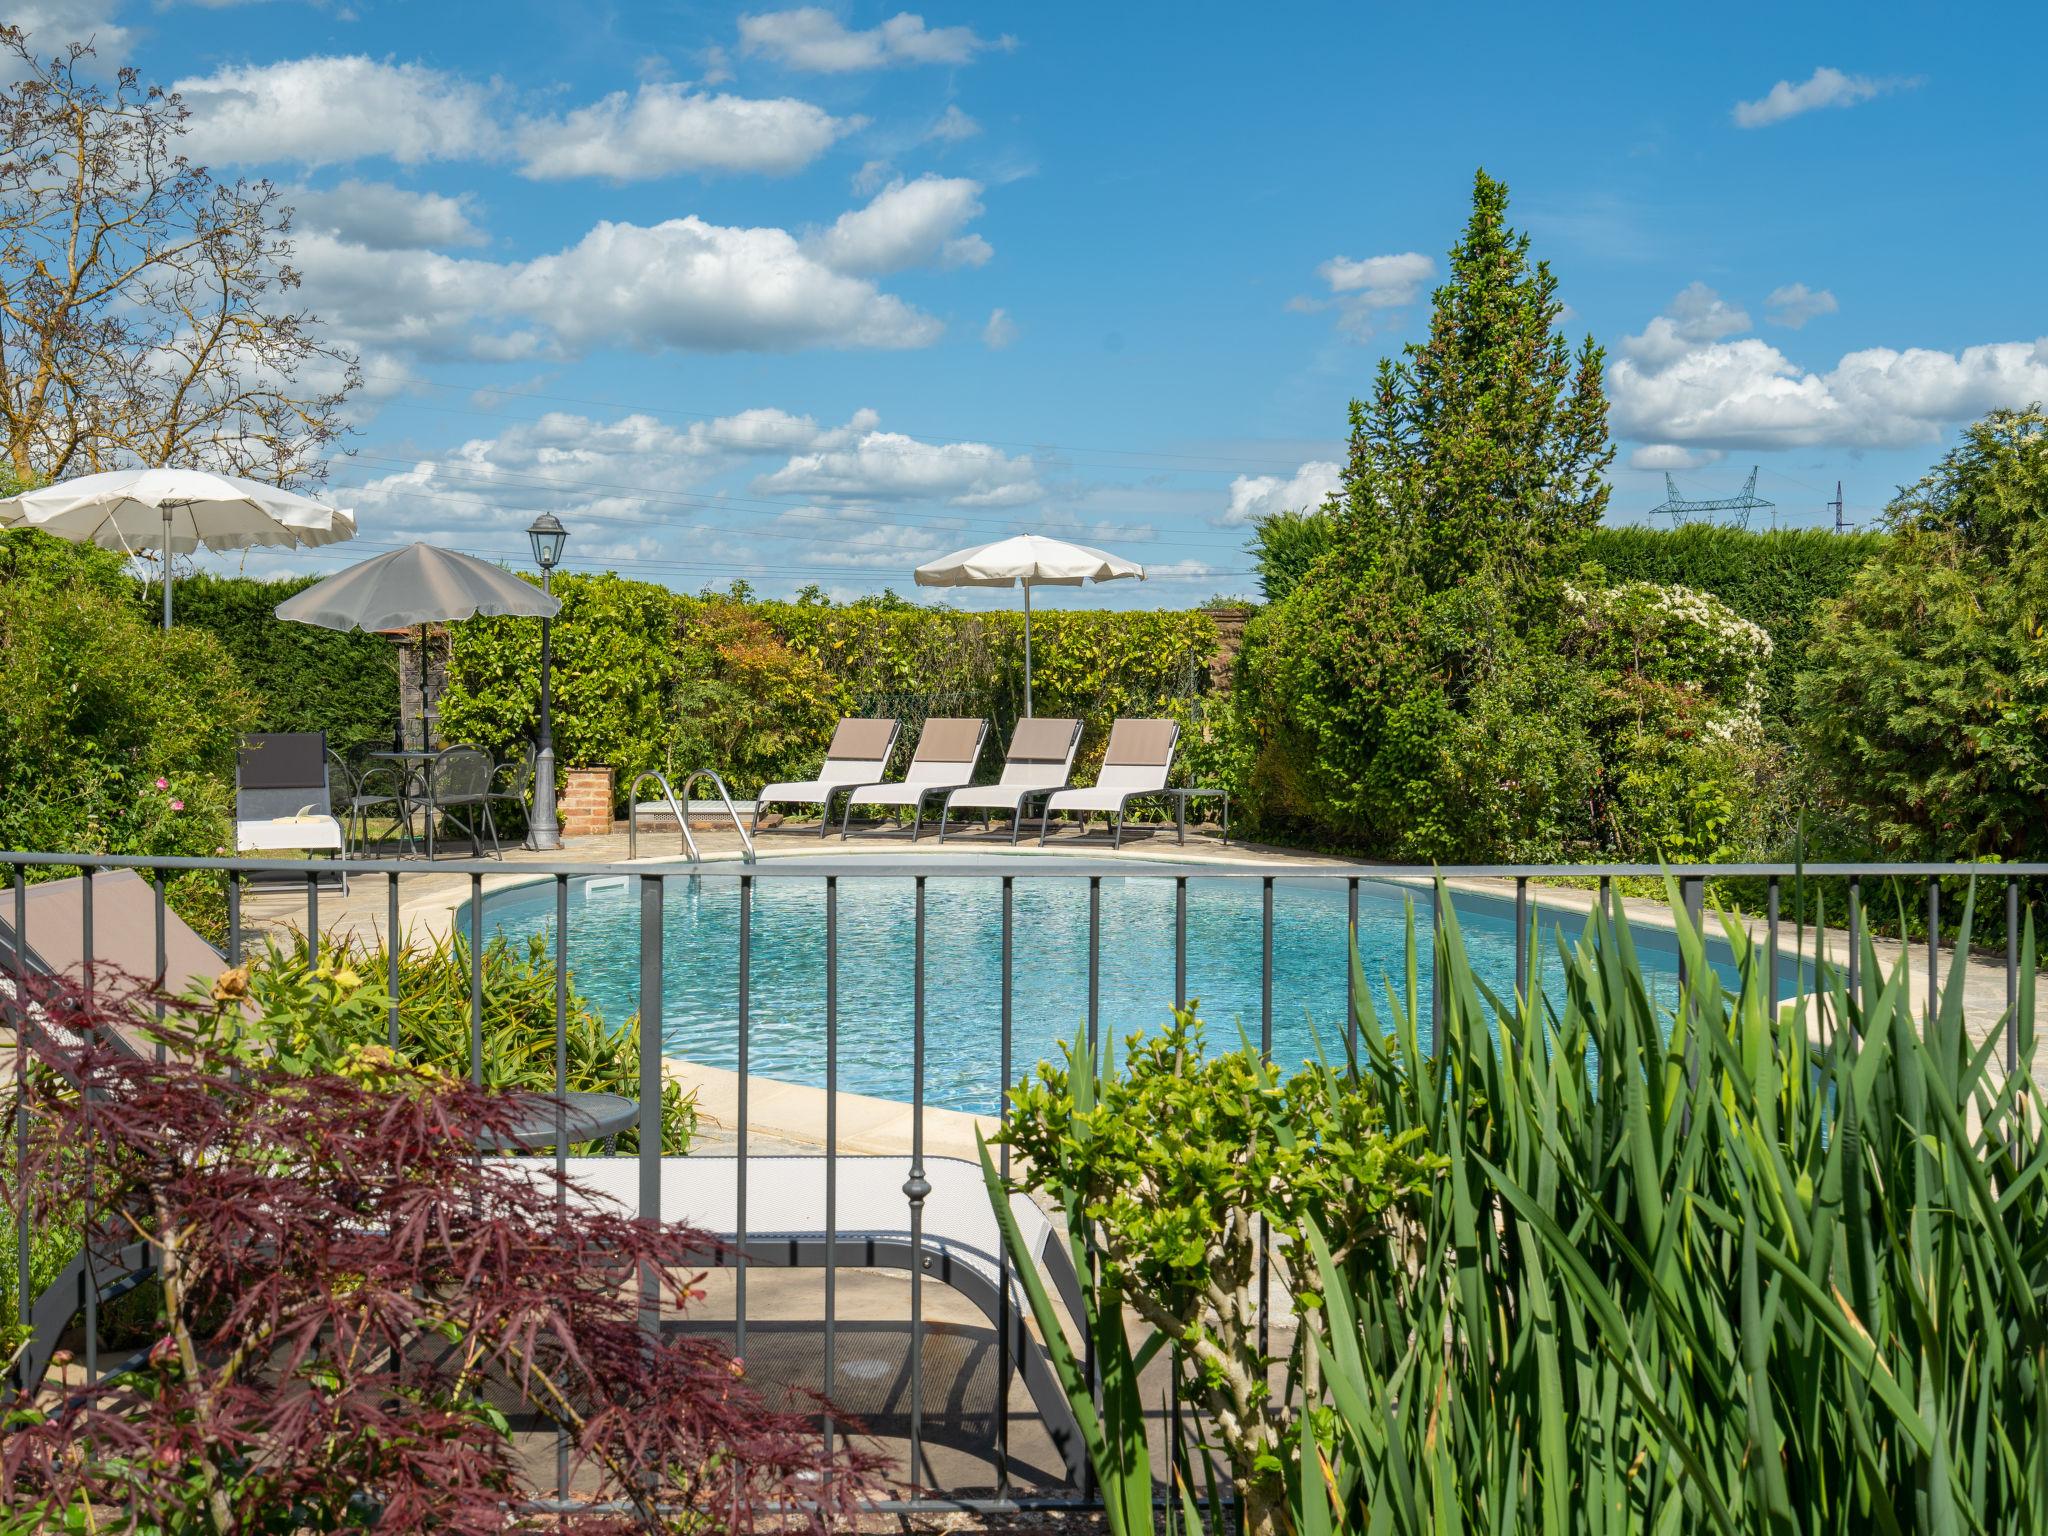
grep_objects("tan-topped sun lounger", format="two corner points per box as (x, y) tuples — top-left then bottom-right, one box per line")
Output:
(935, 717), (1083, 843)
(752, 718), (901, 838)
(835, 717), (989, 841)
(1039, 718), (1229, 848)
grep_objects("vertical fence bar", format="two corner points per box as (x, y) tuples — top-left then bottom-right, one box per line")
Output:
(1847, 876), (1862, 999)
(468, 874), (484, 1086)
(1767, 878), (1781, 1007)
(1175, 875), (1188, 1010)
(735, 873), (751, 1358)
(1429, 881), (1442, 1039)
(386, 872), (401, 1049)
(637, 873), (663, 1336)
(305, 871), (320, 967)
(996, 874), (1014, 1497)
(1087, 875), (1101, 1052)
(1081, 873), (1098, 1502)
(12, 868), (27, 1394)
(1259, 875), (1273, 1361)
(152, 872), (167, 1062)
(823, 876), (839, 1456)
(1346, 876), (1360, 1058)
(1599, 874), (1611, 925)
(905, 876), (930, 1488)
(1926, 878), (1940, 1021)
(1514, 876), (1528, 1002)
(226, 870), (241, 968)
(80, 869), (94, 1385)
(553, 871), (570, 1506)
(2009, 879), (2022, 1076)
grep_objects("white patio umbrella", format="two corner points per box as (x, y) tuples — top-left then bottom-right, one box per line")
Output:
(0, 466), (356, 629)
(914, 534), (1143, 715)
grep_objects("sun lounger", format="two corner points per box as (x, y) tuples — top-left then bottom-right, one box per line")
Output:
(532, 1151), (1086, 1485)
(236, 731), (347, 887)
(1037, 717), (1228, 848)
(935, 717), (1083, 843)
(752, 718), (901, 838)
(835, 717), (989, 840)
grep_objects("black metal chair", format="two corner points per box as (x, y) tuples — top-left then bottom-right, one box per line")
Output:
(329, 748), (415, 858)
(423, 745), (500, 859)
(486, 743), (535, 837)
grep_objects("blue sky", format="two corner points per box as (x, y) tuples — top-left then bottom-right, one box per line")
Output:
(10, 0), (2046, 605)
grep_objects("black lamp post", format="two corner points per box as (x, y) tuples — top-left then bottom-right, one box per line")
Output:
(525, 512), (568, 850)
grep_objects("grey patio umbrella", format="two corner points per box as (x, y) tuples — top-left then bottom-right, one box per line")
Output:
(274, 542), (560, 744)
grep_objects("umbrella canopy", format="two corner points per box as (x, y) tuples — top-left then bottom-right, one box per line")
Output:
(915, 535), (1143, 714)
(275, 543), (561, 751)
(273, 542), (560, 633)
(0, 466), (356, 628)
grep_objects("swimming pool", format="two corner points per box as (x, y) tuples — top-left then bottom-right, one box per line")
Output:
(469, 859), (1786, 1114)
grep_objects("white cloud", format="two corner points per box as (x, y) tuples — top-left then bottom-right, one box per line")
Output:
(174, 56), (504, 167)
(1765, 282), (1839, 329)
(516, 83), (860, 179)
(1611, 326), (2048, 451)
(293, 210), (946, 358)
(850, 158), (895, 195)
(1628, 444), (1722, 471)
(982, 308), (1017, 349)
(1733, 66), (1914, 128)
(1293, 252), (1434, 339)
(1219, 460), (1341, 525)
(341, 405), (896, 562)
(757, 429), (1041, 506)
(925, 104), (981, 142)
(4, 0), (124, 47)
(806, 174), (989, 274)
(511, 217), (941, 352)
(1621, 282), (1753, 368)
(737, 8), (1011, 72)
(287, 180), (486, 249)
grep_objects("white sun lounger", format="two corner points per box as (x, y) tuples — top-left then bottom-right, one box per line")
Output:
(935, 718), (1083, 843)
(752, 718), (901, 838)
(1038, 717), (1221, 848)
(836, 717), (989, 840)
(533, 1152), (1086, 1484)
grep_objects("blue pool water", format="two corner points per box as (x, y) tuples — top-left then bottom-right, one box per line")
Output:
(471, 862), (1782, 1114)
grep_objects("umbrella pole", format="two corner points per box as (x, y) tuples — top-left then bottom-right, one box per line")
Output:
(1022, 578), (1033, 718)
(162, 508), (173, 631)
(418, 623), (430, 750)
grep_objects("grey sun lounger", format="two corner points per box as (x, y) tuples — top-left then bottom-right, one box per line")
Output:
(752, 718), (901, 838)
(1038, 718), (1230, 848)
(529, 1151), (1086, 1486)
(836, 717), (990, 840)
(936, 717), (1083, 843)
(235, 731), (348, 888)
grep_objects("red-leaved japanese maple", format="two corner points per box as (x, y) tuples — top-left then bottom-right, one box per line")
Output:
(1, 973), (878, 1532)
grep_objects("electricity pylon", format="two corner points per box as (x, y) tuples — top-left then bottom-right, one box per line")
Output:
(1649, 466), (1775, 529)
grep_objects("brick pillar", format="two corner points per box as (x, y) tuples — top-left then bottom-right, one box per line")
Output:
(559, 767), (616, 839)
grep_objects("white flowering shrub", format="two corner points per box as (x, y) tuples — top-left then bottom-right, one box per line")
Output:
(1559, 580), (1778, 861)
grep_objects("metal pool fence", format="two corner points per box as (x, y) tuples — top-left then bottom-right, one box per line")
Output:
(3, 849), (2043, 1514)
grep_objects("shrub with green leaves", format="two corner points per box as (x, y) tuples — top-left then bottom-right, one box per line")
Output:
(1798, 406), (2048, 860)
(989, 1010), (1440, 1536)
(237, 930), (695, 1155)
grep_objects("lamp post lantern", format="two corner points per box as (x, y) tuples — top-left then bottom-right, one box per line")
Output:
(525, 513), (568, 850)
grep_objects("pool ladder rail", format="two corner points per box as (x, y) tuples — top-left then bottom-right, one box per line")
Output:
(627, 769), (756, 863)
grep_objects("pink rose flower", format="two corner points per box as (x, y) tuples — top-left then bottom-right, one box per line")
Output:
(155, 777), (169, 790)
(170, 799), (184, 811)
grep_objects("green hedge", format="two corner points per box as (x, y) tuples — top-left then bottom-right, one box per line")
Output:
(439, 576), (1223, 811)
(1582, 524), (1886, 715)
(167, 573), (400, 759)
